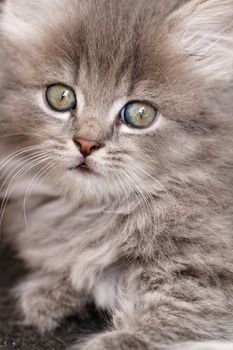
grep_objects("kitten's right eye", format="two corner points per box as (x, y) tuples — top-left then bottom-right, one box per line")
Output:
(120, 102), (158, 129)
(46, 84), (76, 112)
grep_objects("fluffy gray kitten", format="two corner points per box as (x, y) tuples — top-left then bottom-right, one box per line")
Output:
(0, 0), (233, 349)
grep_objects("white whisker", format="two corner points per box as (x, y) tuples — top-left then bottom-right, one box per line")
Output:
(23, 160), (58, 236)
(0, 155), (51, 240)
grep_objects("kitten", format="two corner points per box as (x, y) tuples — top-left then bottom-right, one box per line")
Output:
(0, 0), (233, 349)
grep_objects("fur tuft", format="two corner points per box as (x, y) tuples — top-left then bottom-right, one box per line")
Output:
(168, 0), (233, 82)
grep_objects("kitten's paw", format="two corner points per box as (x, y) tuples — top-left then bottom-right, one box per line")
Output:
(14, 274), (74, 334)
(16, 286), (60, 334)
(69, 331), (150, 350)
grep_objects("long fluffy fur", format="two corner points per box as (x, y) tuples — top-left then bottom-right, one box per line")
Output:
(1, 1), (233, 349)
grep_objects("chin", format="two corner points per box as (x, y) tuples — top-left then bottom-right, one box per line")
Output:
(53, 168), (121, 204)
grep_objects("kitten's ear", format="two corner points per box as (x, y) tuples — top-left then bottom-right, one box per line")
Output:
(0, 0), (69, 41)
(167, 0), (233, 82)
(0, 0), (53, 41)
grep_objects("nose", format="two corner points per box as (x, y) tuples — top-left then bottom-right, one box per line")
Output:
(73, 137), (102, 157)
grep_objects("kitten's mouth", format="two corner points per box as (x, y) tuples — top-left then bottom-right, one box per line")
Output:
(69, 162), (95, 175)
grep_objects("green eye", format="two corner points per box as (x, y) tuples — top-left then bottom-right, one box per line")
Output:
(46, 84), (76, 112)
(121, 102), (158, 128)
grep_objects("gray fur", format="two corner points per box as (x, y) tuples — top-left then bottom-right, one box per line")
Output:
(0, 0), (233, 349)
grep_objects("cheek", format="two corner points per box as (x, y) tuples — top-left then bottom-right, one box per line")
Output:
(117, 134), (170, 184)
(119, 136), (158, 169)
(166, 134), (199, 167)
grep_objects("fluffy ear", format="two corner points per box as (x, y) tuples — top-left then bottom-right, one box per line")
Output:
(167, 0), (233, 82)
(0, 0), (46, 39)
(0, 0), (71, 41)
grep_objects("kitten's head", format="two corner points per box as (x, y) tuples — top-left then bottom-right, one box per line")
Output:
(0, 0), (233, 203)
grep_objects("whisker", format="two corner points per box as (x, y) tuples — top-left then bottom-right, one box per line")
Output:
(0, 151), (51, 191)
(103, 165), (132, 214)
(0, 155), (51, 240)
(23, 160), (58, 236)
(122, 162), (178, 231)
(117, 168), (150, 252)
(0, 145), (43, 175)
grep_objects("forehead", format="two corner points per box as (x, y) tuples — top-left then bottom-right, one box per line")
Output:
(36, 0), (173, 97)
(3, 0), (187, 111)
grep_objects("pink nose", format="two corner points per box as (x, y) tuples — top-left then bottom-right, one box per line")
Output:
(74, 137), (101, 157)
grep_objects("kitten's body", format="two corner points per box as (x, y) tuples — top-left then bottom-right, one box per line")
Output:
(1, 0), (233, 349)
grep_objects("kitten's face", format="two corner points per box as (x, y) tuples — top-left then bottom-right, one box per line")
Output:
(0, 0), (232, 201)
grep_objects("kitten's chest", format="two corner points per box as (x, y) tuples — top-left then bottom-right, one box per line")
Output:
(4, 181), (128, 311)
(92, 265), (123, 311)
(69, 213), (122, 310)
(66, 208), (125, 311)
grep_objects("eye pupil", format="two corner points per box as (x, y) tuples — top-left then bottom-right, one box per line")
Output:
(46, 84), (76, 112)
(121, 102), (157, 129)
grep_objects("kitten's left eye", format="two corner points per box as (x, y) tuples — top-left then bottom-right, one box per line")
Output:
(46, 84), (76, 112)
(120, 102), (158, 128)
